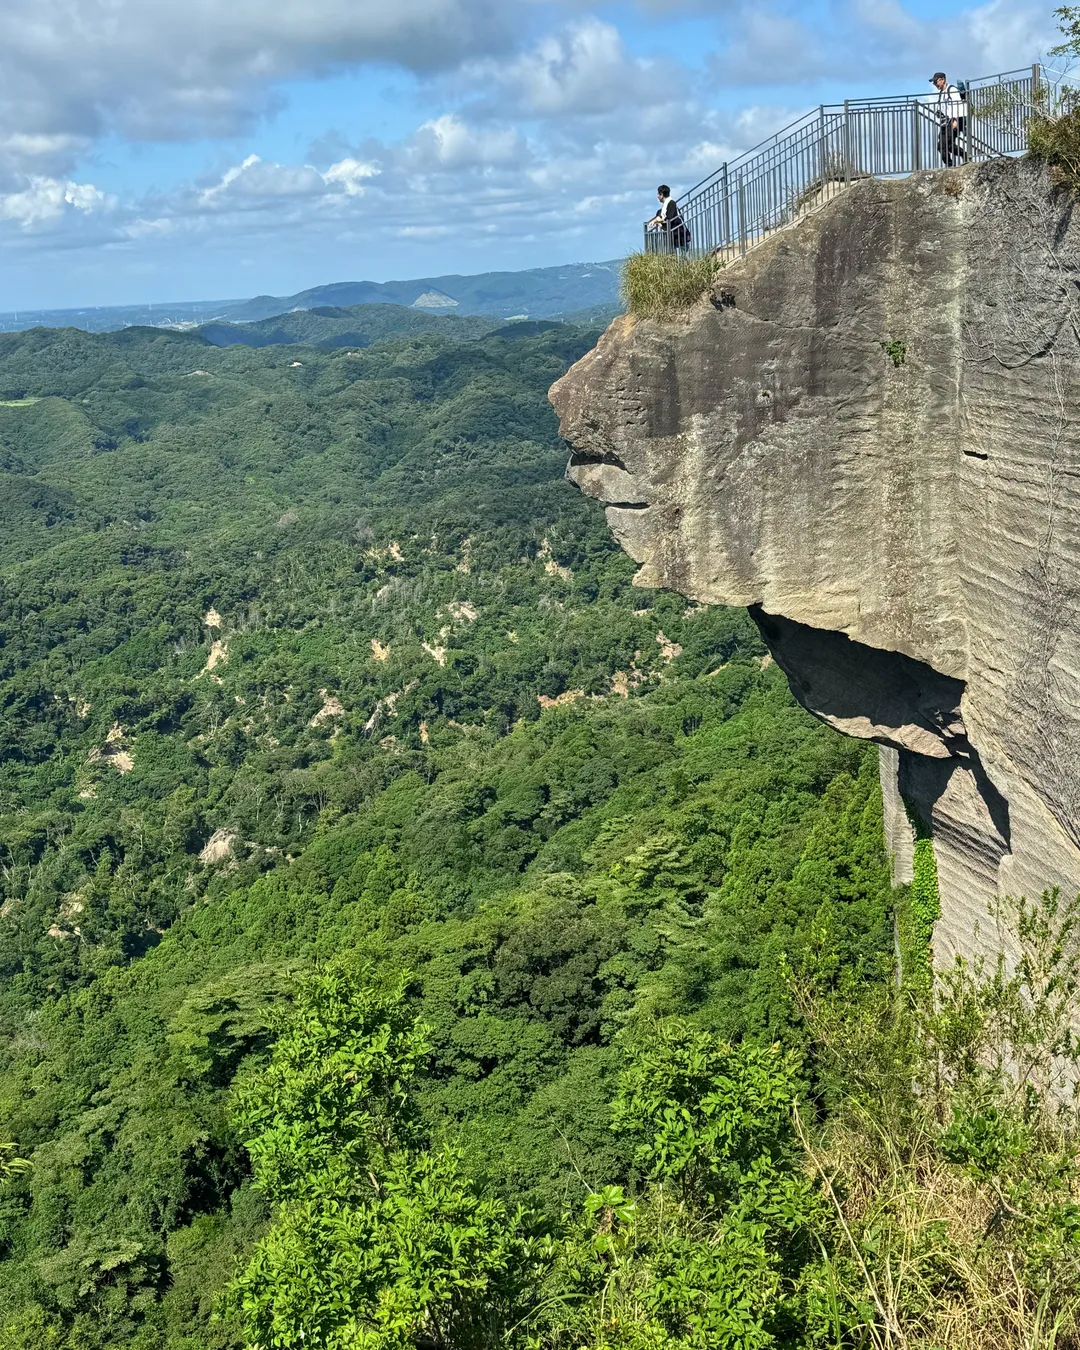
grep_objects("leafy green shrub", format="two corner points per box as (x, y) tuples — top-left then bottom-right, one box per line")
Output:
(220, 890), (1080, 1350)
(968, 8), (1080, 196)
(611, 1024), (808, 1206)
(896, 802), (941, 992)
(539, 1025), (827, 1350)
(1025, 10), (1080, 194)
(227, 963), (546, 1350)
(621, 251), (724, 321)
(0, 1141), (29, 1181)
(880, 339), (906, 368)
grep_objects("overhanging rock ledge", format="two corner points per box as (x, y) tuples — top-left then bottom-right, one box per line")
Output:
(550, 159), (1080, 964)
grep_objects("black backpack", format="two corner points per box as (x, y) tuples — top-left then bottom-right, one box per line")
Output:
(666, 201), (690, 248)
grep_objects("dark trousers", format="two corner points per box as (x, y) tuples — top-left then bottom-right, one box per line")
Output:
(938, 118), (967, 167)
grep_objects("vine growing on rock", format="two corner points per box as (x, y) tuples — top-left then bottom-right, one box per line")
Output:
(901, 802), (941, 989)
(880, 338), (907, 368)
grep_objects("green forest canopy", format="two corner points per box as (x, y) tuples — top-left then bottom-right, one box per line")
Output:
(2, 312), (1058, 1350)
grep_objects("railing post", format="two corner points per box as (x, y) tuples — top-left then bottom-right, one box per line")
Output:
(1032, 62), (1042, 114)
(722, 163), (730, 251)
(818, 104), (826, 184)
(737, 170), (746, 256)
(912, 100), (921, 171)
(843, 99), (852, 184)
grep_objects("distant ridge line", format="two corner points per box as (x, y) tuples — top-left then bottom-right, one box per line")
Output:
(0, 260), (624, 336)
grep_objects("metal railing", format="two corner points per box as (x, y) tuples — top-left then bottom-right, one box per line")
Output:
(645, 65), (1071, 258)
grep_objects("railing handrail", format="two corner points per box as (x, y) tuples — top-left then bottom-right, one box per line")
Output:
(651, 62), (1071, 262)
(677, 67), (1046, 203)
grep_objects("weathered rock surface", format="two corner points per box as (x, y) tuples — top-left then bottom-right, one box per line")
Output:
(551, 159), (1080, 964)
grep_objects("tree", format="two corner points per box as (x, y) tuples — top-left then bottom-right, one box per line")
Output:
(539, 1025), (827, 1350)
(227, 963), (547, 1350)
(1051, 6), (1080, 59)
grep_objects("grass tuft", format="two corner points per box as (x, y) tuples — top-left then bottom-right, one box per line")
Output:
(1028, 104), (1080, 194)
(795, 885), (1080, 1350)
(621, 250), (724, 321)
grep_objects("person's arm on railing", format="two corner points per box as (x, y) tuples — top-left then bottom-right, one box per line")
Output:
(647, 196), (679, 231)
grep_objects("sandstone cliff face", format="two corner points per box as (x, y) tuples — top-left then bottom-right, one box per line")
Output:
(551, 159), (1080, 964)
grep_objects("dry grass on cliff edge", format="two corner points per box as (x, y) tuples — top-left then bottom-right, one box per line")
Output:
(622, 250), (724, 320)
(1028, 104), (1080, 195)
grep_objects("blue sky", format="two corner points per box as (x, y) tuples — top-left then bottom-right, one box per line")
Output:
(0, 0), (1056, 309)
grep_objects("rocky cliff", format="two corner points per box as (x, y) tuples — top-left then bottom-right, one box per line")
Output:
(551, 158), (1080, 965)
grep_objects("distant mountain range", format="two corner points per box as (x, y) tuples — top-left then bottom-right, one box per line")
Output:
(0, 261), (624, 335)
(195, 304), (500, 351)
(219, 261), (622, 323)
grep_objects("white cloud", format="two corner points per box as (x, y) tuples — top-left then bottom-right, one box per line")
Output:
(965, 0), (1054, 74)
(718, 12), (830, 84)
(126, 153), (382, 239)
(0, 0), (514, 179)
(467, 19), (663, 119)
(718, 0), (1054, 88)
(447, 15), (730, 184)
(198, 156), (330, 209)
(324, 159), (380, 196)
(123, 116), (530, 245)
(537, 0), (738, 12)
(0, 176), (111, 229)
(0, 20), (802, 262)
(0, 133), (91, 167)
(400, 115), (527, 171)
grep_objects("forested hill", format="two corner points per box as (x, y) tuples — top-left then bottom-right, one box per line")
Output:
(0, 317), (898, 1347)
(193, 302), (499, 350)
(219, 261), (623, 322)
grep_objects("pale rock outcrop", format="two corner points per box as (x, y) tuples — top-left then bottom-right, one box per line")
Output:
(551, 159), (1080, 965)
(87, 723), (134, 775)
(200, 640), (229, 676)
(199, 829), (237, 865)
(309, 690), (346, 729)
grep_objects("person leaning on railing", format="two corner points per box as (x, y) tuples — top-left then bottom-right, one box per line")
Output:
(931, 72), (967, 167)
(646, 185), (691, 252)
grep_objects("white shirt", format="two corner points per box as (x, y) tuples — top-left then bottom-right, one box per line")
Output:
(933, 85), (965, 122)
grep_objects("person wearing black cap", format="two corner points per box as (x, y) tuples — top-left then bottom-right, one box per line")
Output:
(931, 72), (967, 166)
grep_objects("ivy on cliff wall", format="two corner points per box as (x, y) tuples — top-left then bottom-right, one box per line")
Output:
(898, 802), (941, 990)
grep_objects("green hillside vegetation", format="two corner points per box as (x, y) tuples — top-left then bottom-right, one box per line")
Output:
(0, 316), (1075, 1350)
(196, 304), (498, 351)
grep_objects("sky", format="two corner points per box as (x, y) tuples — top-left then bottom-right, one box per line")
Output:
(0, 0), (1058, 310)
